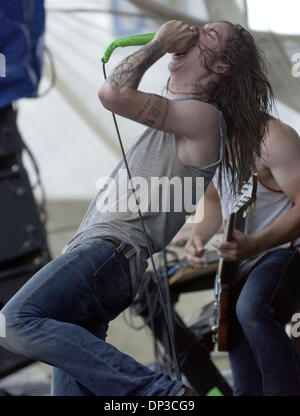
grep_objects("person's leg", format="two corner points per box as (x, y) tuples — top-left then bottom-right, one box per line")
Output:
(228, 320), (263, 396)
(51, 313), (109, 396)
(0, 238), (182, 396)
(228, 278), (263, 396)
(235, 249), (300, 396)
(51, 368), (97, 396)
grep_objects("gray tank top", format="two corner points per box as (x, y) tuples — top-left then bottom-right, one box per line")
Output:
(63, 99), (227, 296)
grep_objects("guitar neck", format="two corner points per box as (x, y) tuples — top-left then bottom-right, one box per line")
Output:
(217, 212), (236, 276)
(224, 213), (236, 241)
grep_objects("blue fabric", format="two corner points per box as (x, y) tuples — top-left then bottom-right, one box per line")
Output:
(0, 238), (182, 396)
(229, 248), (300, 396)
(0, 0), (45, 108)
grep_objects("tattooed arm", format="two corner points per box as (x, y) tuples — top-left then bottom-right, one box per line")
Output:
(105, 38), (166, 91)
(99, 37), (170, 129)
(98, 20), (219, 140)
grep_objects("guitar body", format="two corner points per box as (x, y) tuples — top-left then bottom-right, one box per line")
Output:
(217, 287), (230, 351)
(213, 174), (258, 352)
(214, 259), (237, 351)
(214, 261), (236, 351)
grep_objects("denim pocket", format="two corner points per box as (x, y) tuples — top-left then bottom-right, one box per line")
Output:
(92, 252), (133, 321)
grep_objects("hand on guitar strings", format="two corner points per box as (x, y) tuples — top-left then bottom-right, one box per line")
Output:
(184, 235), (209, 268)
(212, 229), (258, 261)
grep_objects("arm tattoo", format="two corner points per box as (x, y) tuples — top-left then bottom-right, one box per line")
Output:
(134, 96), (151, 122)
(106, 40), (165, 89)
(135, 93), (170, 130)
(159, 98), (170, 130)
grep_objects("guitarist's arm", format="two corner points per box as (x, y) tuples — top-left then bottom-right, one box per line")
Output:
(213, 121), (300, 261)
(185, 182), (222, 267)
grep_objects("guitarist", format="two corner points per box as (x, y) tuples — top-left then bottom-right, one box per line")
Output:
(172, 118), (300, 396)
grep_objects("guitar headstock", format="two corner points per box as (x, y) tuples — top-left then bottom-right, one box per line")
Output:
(231, 173), (258, 218)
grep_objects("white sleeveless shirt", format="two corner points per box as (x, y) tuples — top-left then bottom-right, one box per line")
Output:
(213, 169), (300, 277)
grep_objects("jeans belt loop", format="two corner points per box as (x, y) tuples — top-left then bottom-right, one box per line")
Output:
(103, 237), (136, 260)
(116, 242), (136, 260)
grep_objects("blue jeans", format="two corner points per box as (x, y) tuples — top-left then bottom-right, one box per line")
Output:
(228, 248), (300, 396)
(0, 238), (182, 396)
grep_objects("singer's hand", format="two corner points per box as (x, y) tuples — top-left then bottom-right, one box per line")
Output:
(154, 20), (196, 55)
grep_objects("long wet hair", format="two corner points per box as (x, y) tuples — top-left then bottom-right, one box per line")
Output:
(211, 23), (275, 194)
(168, 22), (275, 194)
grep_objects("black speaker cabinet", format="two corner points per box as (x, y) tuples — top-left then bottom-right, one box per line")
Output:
(0, 163), (49, 266)
(0, 105), (52, 379)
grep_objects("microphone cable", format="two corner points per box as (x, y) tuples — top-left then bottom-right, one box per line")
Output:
(102, 61), (181, 382)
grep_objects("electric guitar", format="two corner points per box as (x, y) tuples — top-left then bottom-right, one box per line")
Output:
(212, 174), (258, 351)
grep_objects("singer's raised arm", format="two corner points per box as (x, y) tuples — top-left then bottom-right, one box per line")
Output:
(98, 19), (273, 189)
(98, 20), (219, 142)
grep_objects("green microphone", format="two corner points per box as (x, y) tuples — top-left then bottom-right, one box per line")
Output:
(101, 33), (156, 63)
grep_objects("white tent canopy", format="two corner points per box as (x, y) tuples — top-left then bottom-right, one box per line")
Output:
(18, 0), (300, 200)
